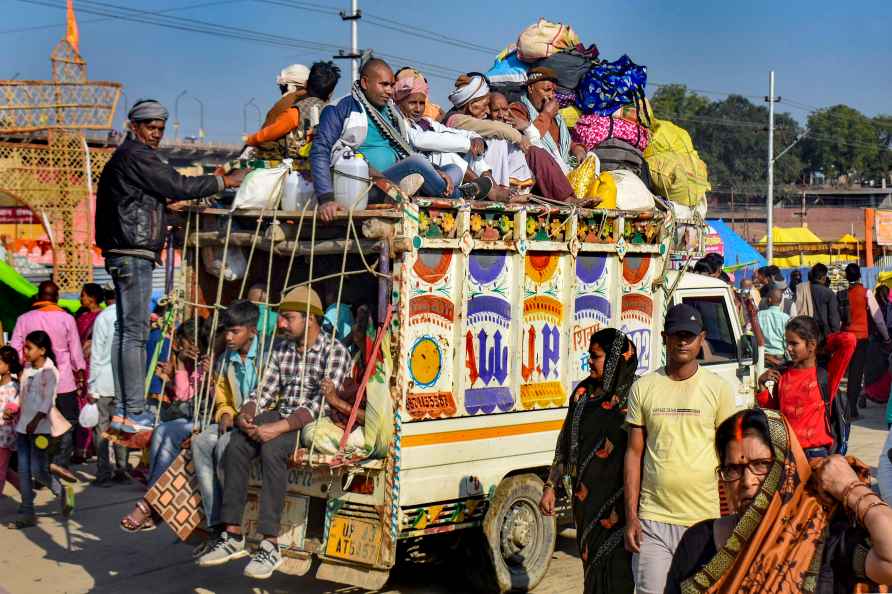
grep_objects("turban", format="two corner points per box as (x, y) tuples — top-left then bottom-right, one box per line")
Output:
(393, 71), (429, 103)
(276, 64), (310, 87)
(448, 74), (489, 107)
(128, 99), (169, 122)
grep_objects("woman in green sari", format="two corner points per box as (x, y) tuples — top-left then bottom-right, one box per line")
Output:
(539, 328), (638, 594)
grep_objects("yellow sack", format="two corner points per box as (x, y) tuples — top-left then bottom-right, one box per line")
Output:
(560, 105), (582, 128)
(568, 153), (617, 209)
(644, 118), (710, 207)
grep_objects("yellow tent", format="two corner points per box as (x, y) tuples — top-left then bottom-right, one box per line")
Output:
(757, 226), (857, 267)
(838, 233), (858, 243)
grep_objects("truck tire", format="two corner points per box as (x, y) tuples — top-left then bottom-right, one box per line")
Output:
(466, 474), (556, 593)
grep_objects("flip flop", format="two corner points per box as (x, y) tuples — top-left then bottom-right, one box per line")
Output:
(8, 516), (37, 530)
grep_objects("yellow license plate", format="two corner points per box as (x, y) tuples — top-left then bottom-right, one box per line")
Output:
(325, 516), (382, 565)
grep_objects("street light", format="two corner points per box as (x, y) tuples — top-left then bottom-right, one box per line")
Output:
(193, 96), (205, 141)
(242, 97), (256, 134)
(245, 98), (261, 133)
(174, 90), (187, 142)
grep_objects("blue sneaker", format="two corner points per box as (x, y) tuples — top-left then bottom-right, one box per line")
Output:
(120, 410), (155, 434)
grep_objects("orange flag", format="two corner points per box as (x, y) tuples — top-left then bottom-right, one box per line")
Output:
(66, 0), (79, 53)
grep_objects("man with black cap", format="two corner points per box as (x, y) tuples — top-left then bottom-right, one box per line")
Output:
(623, 303), (736, 594)
(96, 99), (248, 434)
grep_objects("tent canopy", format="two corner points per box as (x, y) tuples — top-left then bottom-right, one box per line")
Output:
(706, 219), (767, 269)
(838, 233), (858, 243)
(757, 226), (824, 244)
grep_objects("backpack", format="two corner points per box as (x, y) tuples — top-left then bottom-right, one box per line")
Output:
(836, 287), (850, 328)
(816, 366), (848, 455)
(643, 118), (711, 208)
(533, 46), (599, 90)
(516, 18), (581, 62)
(576, 55), (648, 118)
(594, 138), (652, 184)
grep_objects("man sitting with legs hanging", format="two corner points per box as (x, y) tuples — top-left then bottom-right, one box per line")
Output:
(197, 286), (351, 579)
(310, 56), (492, 223)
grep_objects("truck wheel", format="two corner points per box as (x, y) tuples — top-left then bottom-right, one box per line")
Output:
(467, 474), (556, 593)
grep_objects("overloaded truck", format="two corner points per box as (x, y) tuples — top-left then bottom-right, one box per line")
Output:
(185, 196), (759, 592)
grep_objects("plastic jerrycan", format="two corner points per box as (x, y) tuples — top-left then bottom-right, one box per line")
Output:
(333, 150), (369, 211)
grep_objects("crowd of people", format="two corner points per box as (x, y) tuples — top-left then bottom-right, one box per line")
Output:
(2, 51), (892, 593)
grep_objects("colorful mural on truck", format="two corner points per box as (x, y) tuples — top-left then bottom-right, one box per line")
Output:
(571, 253), (614, 384)
(620, 254), (655, 375)
(520, 252), (568, 409)
(405, 250), (459, 420)
(463, 251), (516, 415)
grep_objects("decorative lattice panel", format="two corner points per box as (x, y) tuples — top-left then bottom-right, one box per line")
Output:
(0, 39), (120, 292)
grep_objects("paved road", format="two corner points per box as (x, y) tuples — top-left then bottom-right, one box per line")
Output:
(1, 402), (888, 594)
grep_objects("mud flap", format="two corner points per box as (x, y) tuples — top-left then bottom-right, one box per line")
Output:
(316, 560), (389, 590)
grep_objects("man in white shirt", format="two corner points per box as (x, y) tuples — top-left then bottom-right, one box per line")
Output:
(88, 305), (130, 486)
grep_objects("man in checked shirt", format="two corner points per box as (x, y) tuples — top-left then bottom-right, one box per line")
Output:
(197, 286), (351, 579)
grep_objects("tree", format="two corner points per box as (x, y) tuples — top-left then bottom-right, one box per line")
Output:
(801, 105), (881, 182)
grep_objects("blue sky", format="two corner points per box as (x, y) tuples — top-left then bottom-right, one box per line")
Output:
(3, 0), (890, 144)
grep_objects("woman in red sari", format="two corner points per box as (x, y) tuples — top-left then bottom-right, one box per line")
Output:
(73, 283), (104, 463)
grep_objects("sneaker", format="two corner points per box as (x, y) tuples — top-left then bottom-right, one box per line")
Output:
(110, 402), (127, 432)
(112, 470), (131, 484)
(92, 476), (113, 488)
(196, 531), (248, 567)
(120, 410), (156, 434)
(243, 539), (282, 580)
(458, 176), (493, 200)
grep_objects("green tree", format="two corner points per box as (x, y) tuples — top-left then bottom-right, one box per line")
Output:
(801, 105), (880, 181)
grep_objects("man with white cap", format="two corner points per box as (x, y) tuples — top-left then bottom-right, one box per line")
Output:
(245, 62), (341, 164)
(96, 99), (247, 434)
(197, 285), (352, 579)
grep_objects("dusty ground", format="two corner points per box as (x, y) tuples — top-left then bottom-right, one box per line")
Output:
(0, 402), (888, 594)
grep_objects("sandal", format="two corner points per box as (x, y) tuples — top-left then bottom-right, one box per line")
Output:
(120, 500), (157, 532)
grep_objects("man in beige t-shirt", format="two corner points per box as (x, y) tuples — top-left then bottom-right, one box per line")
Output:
(624, 303), (736, 594)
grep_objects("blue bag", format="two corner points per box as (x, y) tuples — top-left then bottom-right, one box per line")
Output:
(577, 55), (648, 117)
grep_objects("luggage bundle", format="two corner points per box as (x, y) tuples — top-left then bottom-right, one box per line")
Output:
(484, 18), (710, 215)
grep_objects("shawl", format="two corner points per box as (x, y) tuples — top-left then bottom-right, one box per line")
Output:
(352, 81), (412, 160)
(681, 410), (882, 594)
(520, 94), (571, 172)
(76, 309), (100, 344)
(32, 300), (65, 313)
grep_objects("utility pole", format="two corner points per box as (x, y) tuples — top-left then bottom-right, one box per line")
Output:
(174, 90), (187, 142)
(334, 0), (361, 84)
(766, 71), (778, 264)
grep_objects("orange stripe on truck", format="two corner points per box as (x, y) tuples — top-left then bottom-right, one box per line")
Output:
(402, 420), (564, 447)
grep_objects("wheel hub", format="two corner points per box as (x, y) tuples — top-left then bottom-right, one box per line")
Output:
(500, 500), (538, 562)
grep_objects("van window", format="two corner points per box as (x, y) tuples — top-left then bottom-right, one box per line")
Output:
(682, 296), (737, 364)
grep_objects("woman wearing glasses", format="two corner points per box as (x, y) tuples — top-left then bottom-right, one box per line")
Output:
(664, 408), (892, 594)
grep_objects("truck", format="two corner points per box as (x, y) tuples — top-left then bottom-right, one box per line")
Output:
(184, 196), (760, 592)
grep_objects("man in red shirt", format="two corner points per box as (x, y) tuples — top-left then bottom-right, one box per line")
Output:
(838, 263), (889, 420)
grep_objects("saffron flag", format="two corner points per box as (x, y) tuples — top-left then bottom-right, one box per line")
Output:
(66, 0), (79, 53)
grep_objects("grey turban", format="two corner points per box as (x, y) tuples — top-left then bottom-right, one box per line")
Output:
(128, 99), (169, 122)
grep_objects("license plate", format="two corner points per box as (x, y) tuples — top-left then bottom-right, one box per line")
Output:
(325, 516), (382, 565)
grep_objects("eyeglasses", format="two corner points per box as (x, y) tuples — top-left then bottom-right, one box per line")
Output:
(717, 459), (773, 482)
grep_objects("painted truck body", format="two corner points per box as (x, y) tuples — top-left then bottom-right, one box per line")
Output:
(227, 201), (758, 592)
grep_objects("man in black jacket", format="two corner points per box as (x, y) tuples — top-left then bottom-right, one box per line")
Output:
(96, 99), (246, 433)
(808, 263), (841, 336)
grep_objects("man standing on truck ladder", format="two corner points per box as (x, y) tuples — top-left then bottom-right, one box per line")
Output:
(623, 304), (737, 594)
(96, 99), (247, 434)
(196, 286), (351, 580)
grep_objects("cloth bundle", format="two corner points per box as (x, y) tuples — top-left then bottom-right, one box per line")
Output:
(571, 113), (650, 152)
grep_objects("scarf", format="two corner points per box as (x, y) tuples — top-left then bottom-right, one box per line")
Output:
(352, 81), (412, 160)
(521, 94), (571, 172)
(681, 410), (883, 594)
(32, 300), (64, 313)
(393, 71), (429, 103)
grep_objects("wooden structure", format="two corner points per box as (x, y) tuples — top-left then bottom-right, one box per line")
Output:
(0, 39), (120, 291)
